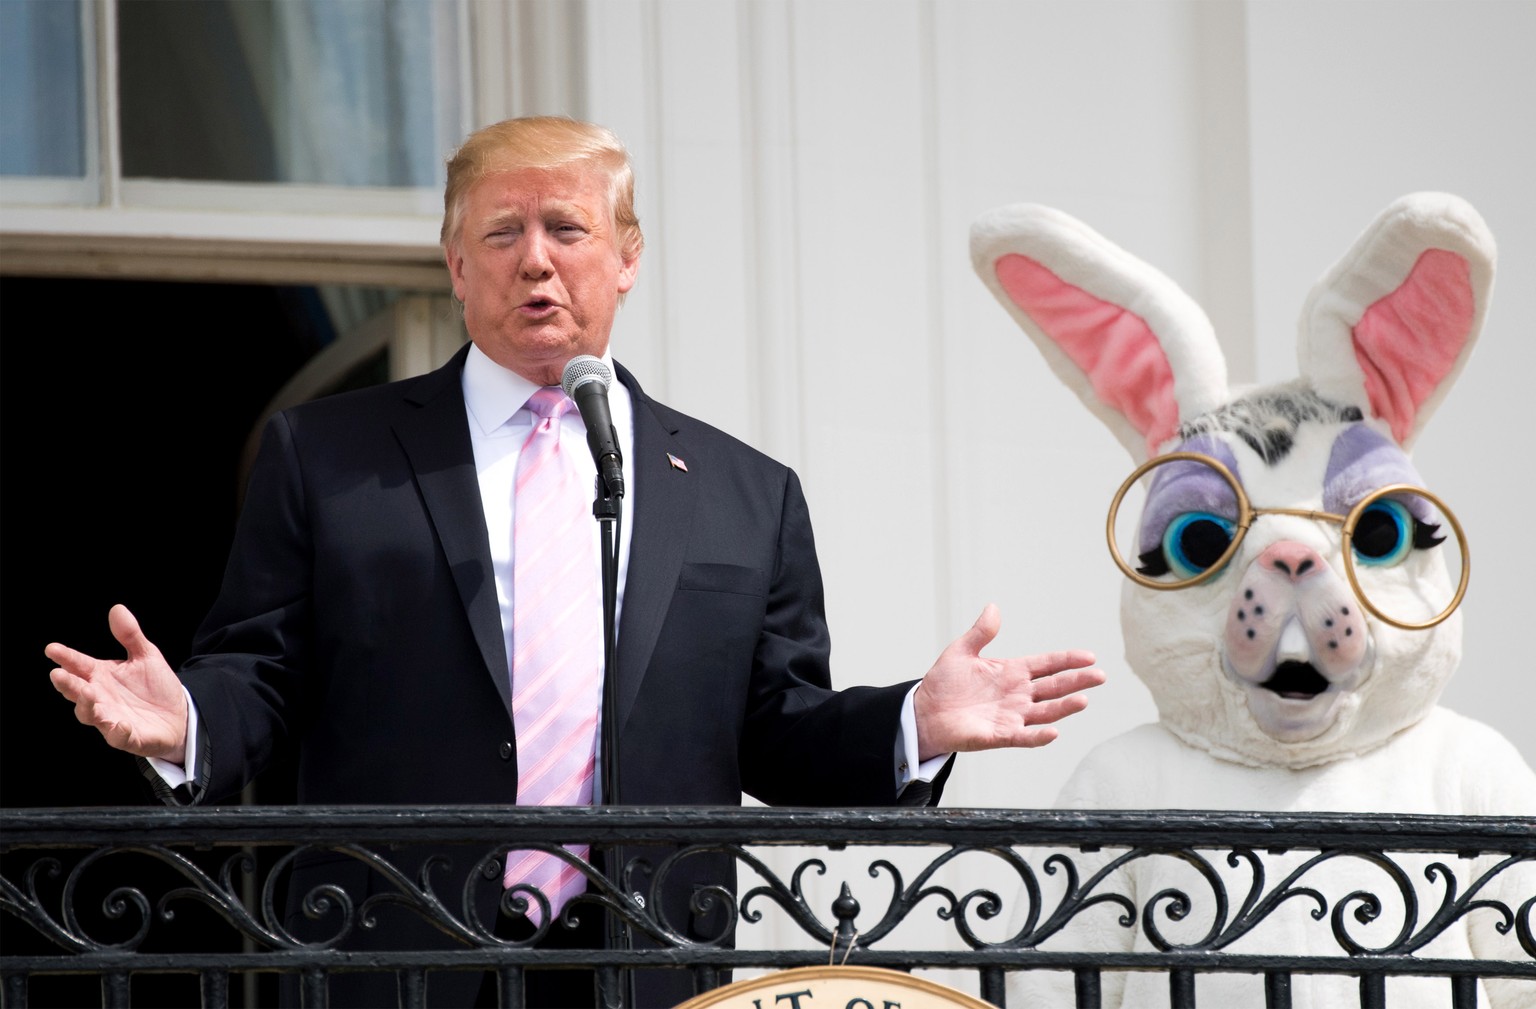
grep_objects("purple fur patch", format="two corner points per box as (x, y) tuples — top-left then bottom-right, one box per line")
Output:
(1138, 437), (1242, 555)
(1324, 425), (1436, 523)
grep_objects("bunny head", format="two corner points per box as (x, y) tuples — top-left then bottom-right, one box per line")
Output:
(971, 194), (1495, 768)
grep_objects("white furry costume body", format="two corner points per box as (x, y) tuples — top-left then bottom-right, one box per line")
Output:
(1061, 711), (1534, 1007)
(1064, 710), (1534, 829)
(970, 193), (1535, 1007)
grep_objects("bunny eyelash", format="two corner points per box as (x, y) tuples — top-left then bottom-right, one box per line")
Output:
(1176, 384), (1364, 465)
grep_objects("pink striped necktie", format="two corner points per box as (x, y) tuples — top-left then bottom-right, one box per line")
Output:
(504, 386), (601, 925)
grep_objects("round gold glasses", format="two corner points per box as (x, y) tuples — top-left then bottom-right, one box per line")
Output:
(1105, 452), (1469, 630)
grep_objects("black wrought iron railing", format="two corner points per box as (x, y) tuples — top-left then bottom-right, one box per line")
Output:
(2, 807), (1532, 1008)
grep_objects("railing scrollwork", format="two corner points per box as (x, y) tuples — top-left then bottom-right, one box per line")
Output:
(2, 807), (1532, 1007)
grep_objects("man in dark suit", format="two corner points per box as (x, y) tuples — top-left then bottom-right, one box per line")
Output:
(46, 116), (1105, 1007)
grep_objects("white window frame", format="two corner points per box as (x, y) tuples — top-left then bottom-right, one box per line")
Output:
(0, 0), (480, 289)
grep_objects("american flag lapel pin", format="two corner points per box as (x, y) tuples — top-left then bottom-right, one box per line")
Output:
(667, 452), (688, 472)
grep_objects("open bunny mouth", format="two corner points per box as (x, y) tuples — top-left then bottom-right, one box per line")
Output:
(1223, 623), (1362, 743)
(1261, 661), (1330, 700)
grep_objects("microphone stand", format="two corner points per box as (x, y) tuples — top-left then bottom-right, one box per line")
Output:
(591, 475), (630, 1009)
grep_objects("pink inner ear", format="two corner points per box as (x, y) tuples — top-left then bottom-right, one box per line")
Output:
(995, 253), (1178, 455)
(1353, 249), (1475, 444)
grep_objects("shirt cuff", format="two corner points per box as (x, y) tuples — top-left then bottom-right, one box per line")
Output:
(144, 687), (199, 788)
(896, 683), (950, 793)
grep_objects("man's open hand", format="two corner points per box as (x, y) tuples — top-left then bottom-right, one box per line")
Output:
(914, 603), (1105, 761)
(46, 604), (188, 763)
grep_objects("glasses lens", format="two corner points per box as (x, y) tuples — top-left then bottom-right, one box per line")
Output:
(1110, 454), (1245, 589)
(1345, 487), (1467, 629)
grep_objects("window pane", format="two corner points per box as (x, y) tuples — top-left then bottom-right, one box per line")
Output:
(0, 0), (86, 178)
(118, 0), (461, 188)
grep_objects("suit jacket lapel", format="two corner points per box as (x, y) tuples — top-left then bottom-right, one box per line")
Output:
(393, 344), (513, 713)
(614, 363), (697, 730)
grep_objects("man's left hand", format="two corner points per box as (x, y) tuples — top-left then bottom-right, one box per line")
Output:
(913, 603), (1105, 761)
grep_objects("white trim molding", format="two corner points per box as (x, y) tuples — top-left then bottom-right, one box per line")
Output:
(1, 205), (447, 287)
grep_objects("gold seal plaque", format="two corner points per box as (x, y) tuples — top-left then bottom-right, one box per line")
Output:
(674, 965), (995, 1009)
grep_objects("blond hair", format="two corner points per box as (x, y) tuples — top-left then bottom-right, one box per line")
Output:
(440, 116), (643, 260)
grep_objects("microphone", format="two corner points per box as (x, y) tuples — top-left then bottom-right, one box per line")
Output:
(560, 355), (625, 498)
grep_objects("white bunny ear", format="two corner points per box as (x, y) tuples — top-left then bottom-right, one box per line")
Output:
(1299, 192), (1495, 449)
(970, 203), (1229, 462)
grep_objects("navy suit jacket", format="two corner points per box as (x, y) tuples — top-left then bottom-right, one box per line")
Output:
(171, 343), (950, 1005)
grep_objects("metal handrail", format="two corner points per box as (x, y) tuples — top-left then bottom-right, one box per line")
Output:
(4, 806), (1533, 1008)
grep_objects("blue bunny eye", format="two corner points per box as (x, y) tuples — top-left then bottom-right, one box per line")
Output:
(1352, 498), (1414, 567)
(1161, 512), (1237, 580)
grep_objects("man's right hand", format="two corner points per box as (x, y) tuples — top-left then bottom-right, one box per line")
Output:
(46, 604), (189, 764)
